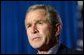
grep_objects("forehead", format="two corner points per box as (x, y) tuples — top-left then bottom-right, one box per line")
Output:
(25, 9), (48, 23)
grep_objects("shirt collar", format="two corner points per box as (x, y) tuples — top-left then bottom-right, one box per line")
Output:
(47, 43), (60, 54)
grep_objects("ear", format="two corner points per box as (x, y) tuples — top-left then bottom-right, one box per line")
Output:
(55, 23), (62, 37)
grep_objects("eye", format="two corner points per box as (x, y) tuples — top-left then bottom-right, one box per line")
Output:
(38, 22), (42, 24)
(38, 21), (43, 24)
(26, 24), (31, 28)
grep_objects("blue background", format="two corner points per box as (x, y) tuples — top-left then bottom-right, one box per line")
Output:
(1, 1), (79, 54)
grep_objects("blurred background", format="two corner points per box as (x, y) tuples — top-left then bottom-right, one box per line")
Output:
(1, 1), (83, 54)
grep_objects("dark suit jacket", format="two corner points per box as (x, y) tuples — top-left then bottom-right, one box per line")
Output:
(56, 43), (83, 54)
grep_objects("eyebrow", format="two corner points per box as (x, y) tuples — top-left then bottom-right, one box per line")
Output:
(36, 20), (46, 22)
(25, 19), (49, 26)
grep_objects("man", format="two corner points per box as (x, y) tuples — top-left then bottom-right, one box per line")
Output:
(25, 4), (81, 54)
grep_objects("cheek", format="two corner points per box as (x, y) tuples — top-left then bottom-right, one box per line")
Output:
(38, 24), (51, 35)
(38, 25), (52, 42)
(26, 29), (31, 39)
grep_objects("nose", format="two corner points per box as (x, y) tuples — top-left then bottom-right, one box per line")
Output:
(31, 24), (38, 34)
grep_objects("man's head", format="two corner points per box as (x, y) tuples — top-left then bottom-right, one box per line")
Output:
(25, 4), (62, 50)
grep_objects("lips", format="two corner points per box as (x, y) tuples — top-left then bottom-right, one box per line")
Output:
(32, 37), (40, 40)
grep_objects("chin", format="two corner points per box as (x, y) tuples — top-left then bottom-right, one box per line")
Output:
(31, 42), (44, 49)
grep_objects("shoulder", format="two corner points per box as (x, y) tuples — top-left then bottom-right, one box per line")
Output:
(57, 43), (83, 54)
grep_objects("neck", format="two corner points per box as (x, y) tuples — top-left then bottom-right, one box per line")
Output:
(37, 44), (57, 54)
(37, 38), (58, 54)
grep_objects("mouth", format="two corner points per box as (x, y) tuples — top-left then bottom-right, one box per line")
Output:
(32, 37), (40, 41)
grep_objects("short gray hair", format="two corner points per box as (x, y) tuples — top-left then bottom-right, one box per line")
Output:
(25, 4), (62, 27)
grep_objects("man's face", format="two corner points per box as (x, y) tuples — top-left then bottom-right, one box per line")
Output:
(25, 9), (53, 49)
